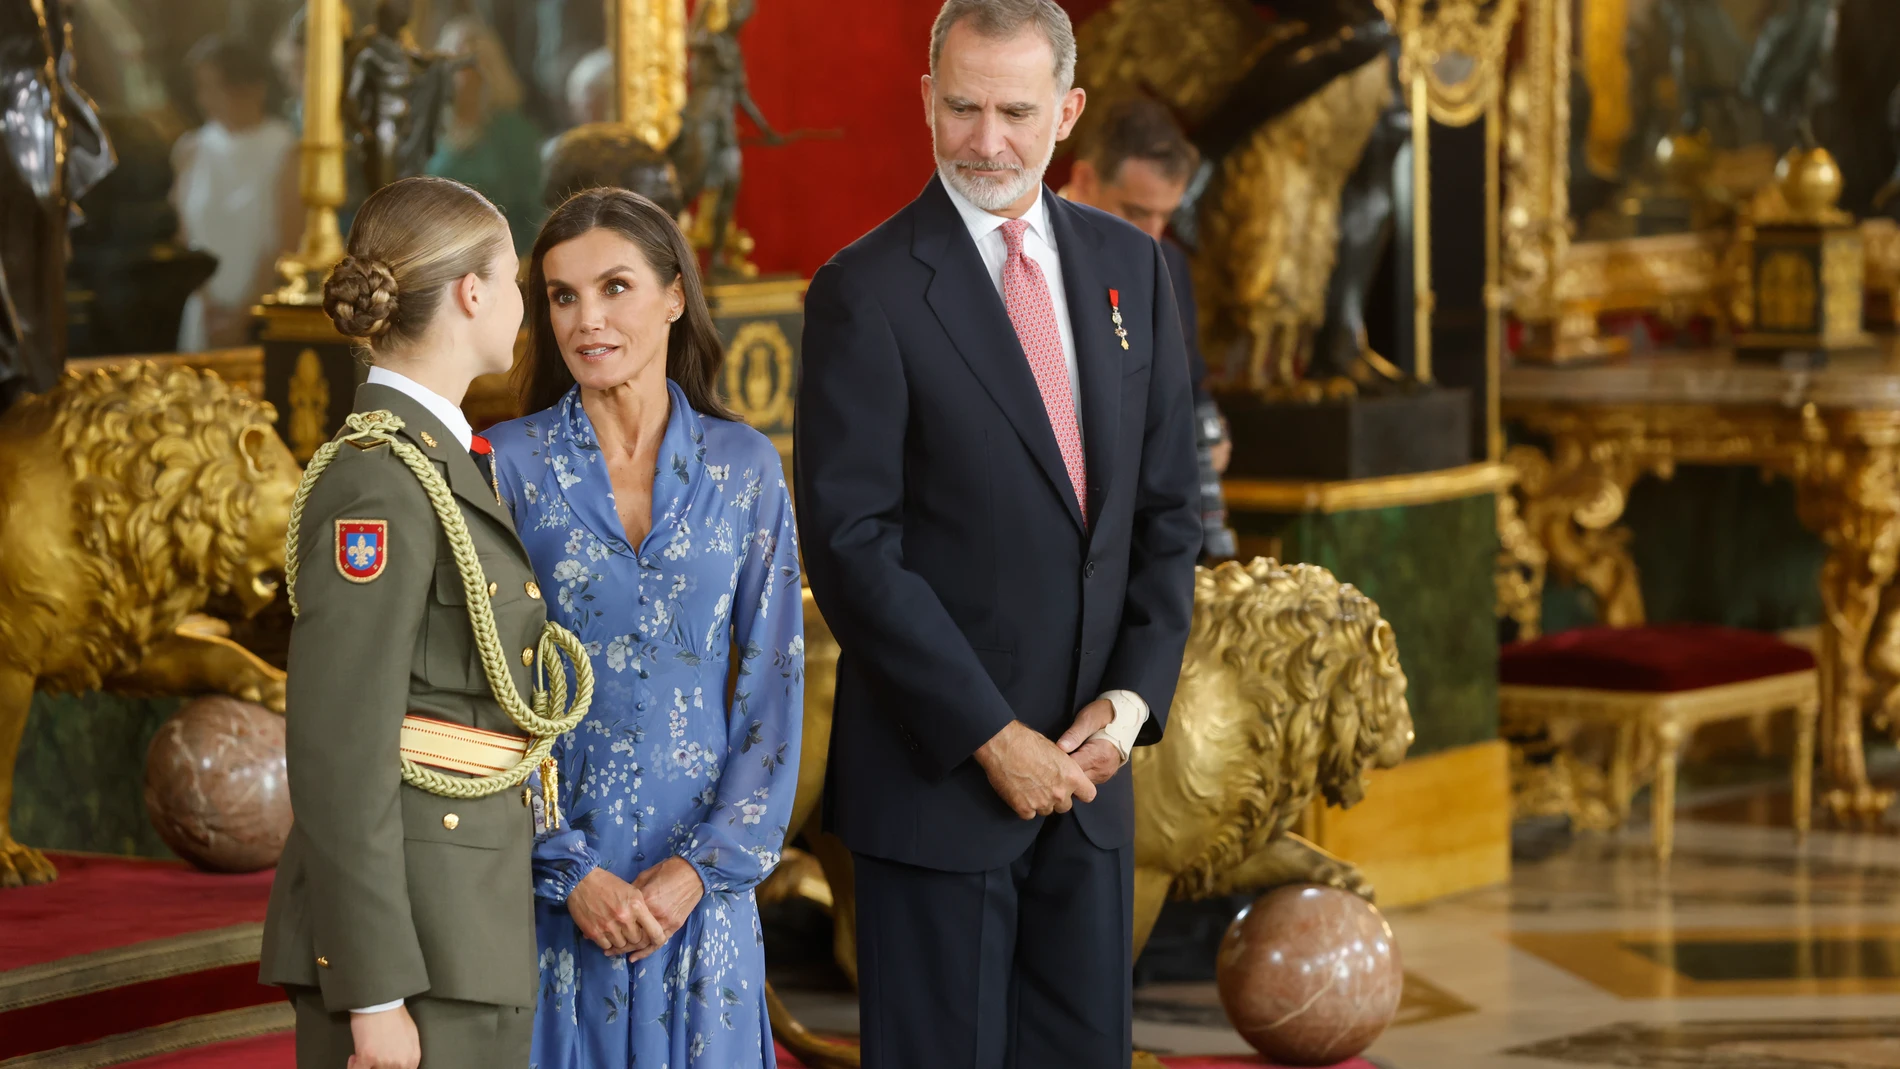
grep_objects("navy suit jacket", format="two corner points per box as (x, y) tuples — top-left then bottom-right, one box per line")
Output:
(795, 175), (1201, 872)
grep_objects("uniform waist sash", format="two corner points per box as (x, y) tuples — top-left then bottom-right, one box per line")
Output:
(400, 714), (529, 777)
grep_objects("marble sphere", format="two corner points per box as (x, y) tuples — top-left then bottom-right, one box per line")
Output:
(1215, 884), (1402, 1066)
(143, 696), (290, 873)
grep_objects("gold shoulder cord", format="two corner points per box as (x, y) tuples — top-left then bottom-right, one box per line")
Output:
(284, 411), (593, 804)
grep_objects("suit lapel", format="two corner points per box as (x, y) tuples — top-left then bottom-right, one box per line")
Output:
(354, 384), (517, 537)
(1046, 196), (1121, 531)
(912, 176), (1085, 533)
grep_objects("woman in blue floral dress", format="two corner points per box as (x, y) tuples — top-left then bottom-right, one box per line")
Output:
(487, 188), (802, 1069)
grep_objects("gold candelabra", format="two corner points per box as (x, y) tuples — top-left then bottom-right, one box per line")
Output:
(610, 0), (688, 154)
(272, 0), (349, 305)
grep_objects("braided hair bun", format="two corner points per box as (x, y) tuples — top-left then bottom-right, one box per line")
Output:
(323, 255), (401, 340)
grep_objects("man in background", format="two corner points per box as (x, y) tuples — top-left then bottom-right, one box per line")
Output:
(1063, 97), (1236, 559)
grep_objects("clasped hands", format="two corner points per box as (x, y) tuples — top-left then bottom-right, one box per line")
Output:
(975, 699), (1123, 821)
(567, 856), (705, 960)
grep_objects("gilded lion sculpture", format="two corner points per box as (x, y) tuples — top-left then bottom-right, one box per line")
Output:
(0, 364), (299, 886)
(768, 558), (1413, 1068)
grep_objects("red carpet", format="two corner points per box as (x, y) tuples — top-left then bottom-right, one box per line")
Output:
(4, 853), (1376, 1069)
(1, 852), (286, 1067)
(114, 1035), (1376, 1068)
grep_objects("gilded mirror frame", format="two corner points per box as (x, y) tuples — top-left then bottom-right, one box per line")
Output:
(1502, 0), (1900, 361)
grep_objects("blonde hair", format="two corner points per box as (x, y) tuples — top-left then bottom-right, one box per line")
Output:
(438, 16), (524, 115)
(322, 175), (512, 352)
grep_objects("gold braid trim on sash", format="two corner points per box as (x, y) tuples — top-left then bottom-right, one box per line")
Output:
(284, 411), (593, 800)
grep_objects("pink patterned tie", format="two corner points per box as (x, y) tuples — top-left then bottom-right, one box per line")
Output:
(999, 218), (1087, 517)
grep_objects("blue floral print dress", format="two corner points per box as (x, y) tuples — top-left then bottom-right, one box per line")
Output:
(488, 380), (803, 1069)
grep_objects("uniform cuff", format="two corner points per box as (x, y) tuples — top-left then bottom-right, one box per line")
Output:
(1090, 690), (1149, 763)
(351, 1000), (405, 1014)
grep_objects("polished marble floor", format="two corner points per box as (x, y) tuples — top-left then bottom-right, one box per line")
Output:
(769, 755), (1900, 1068)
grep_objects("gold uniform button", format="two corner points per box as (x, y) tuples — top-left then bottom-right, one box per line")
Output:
(442, 813), (460, 830)
(488, 581), (499, 597)
(521, 648), (534, 666)
(521, 787), (533, 807)
(526, 582), (542, 600)
(316, 956), (330, 968)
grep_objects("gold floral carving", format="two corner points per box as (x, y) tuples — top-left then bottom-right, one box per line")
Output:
(1504, 399), (1900, 822)
(287, 348), (331, 462)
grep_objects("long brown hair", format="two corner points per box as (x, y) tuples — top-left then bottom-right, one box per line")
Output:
(517, 188), (736, 421)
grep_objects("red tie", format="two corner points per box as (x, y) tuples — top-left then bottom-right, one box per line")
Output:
(999, 218), (1086, 517)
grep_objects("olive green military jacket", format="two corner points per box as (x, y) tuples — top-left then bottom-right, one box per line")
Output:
(260, 383), (550, 1013)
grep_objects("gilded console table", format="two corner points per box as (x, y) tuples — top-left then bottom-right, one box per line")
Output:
(1503, 348), (1900, 822)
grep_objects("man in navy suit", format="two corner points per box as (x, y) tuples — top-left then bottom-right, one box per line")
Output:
(795, 1), (1201, 1065)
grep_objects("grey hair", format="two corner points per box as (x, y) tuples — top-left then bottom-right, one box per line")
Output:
(930, 0), (1077, 95)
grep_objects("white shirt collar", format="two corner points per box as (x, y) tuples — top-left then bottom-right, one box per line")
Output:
(365, 365), (474, 451)
(942, 175), (1055, 250)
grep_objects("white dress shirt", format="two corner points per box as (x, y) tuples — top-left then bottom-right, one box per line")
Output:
(942, 180), (1151, 762)
(351, 365), (472, 1016)
(366, 365), (475, 451)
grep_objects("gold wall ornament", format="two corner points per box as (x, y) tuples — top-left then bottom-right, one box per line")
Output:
(0, 363), (299, 887)
(1758, 251), (1818, 330)
(767, 560), (1414, 1069)
(721, 320), (794, 429)
(610, 0), (688, 153)
(287, 348), (332, 462)
(1388, 0), (1522, 127)
(273, 0), (349, 305)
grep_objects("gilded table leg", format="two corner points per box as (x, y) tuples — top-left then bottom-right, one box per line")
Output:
(1506, 441), (1652, 626)
(1795, 433), (1900, 825)
(1652, 715), (1682, 865)
(1610, 719), (1636, 827)
(1793, 696), (1817, 841)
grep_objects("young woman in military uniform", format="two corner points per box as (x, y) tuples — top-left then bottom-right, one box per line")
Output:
(259, 176), (625, 1069)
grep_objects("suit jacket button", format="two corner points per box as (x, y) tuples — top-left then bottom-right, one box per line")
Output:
(521, 648), (535, 666)
(442, 813), (460, 830)
(316, 956), (330, 968)
(1084, 561), (1096, 578)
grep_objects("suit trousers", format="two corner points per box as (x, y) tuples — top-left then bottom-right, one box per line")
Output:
(287, 988), (532, 1069)
(853, 810), (1135, 1069)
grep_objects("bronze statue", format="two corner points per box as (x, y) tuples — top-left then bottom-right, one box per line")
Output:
(1, 0), (111, 412)
(544, 122), (685, 216)
(0, 364), (297, 887)
(343, 0), (463, 193)
(671, 0), (781, 277)
(769, 559), (1414, 1068)
(1312, 47), (1412, 388)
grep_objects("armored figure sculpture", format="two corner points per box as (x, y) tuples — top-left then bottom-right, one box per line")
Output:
(1741, 0), (1843, 151)
(670, 0), (781, 276)
(1657, 0), (1751, 147)
(1, 0), (111, 412)
(343, 0), (463, 193)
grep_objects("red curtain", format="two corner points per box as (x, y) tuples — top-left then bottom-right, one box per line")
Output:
(733, 1), (1111, 279)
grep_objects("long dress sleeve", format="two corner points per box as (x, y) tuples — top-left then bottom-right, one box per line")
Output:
(677, 466), (804, 896)
(492, 441), (607, 905)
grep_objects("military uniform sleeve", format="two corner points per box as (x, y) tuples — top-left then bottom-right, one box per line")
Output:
(284, 448), (433, 1011)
